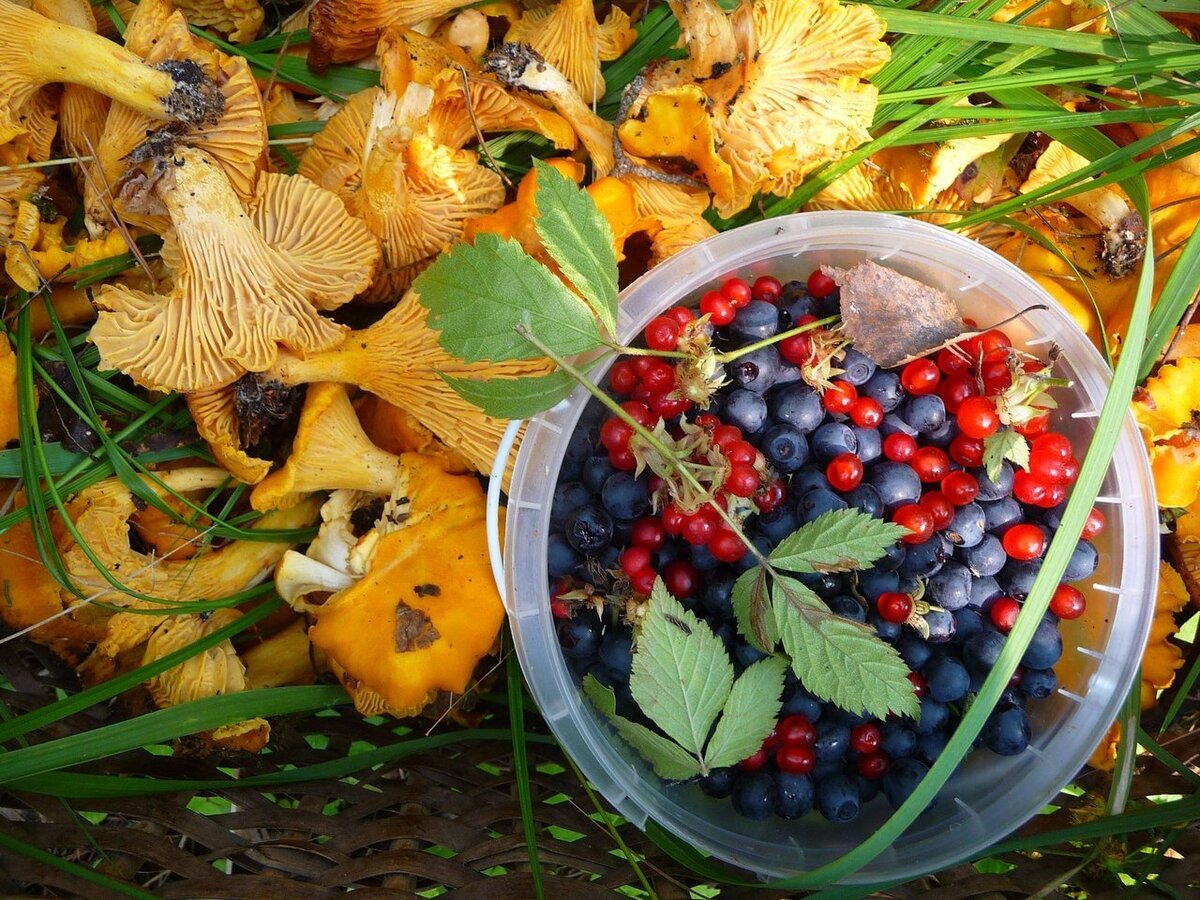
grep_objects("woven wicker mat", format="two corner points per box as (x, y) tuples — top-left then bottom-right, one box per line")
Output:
(2, 638), (1198, 899)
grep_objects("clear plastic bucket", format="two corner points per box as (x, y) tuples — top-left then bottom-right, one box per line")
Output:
(490, 212), (1158, 883)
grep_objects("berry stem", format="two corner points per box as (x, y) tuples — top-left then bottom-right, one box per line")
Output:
(602, 341), (692, 361)
(716, 314), (841, 364)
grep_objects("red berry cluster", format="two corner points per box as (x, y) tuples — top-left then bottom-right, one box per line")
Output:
(742, 714), (818, 775)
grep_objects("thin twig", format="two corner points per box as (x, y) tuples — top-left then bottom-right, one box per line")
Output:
(458, 65), (513, 189)
(1153, 288), (1200, 374)
(79, 134), (156, 290)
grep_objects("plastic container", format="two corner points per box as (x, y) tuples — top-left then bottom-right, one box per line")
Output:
(489, 212), (1158, 883)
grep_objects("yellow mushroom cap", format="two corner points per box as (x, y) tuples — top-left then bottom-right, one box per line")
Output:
(173, 0), (265, 43)
(308, 0), (471, 67)
(91, 147), (378, 393)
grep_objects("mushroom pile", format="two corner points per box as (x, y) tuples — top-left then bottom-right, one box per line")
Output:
(1, 0), (1198, 752)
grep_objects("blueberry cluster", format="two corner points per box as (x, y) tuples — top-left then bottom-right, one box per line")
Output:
(548, 271), (1104, 823)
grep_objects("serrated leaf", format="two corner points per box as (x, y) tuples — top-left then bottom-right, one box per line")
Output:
(630, 579), (734, 756)
(983, 428), (1030, 482)
(415, 232), (602, 363)
(532, 160), (619, 336)
(732, 566), (777, 652)
(439, 369), (577, 419)
(703, 657), (788, 771)
(582, 675), (702, 780)
(773, 578), (920, 721)
(769, 508), (909, 574)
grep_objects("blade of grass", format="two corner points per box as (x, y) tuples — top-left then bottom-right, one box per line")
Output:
(1136, 727), (1200, 789)
(1139, 224), (1200, 379)
(1158, 640), (1200, 734)
(988, 792), (1200, 854)
(0, 831), (156, 900)
(505, 630), (545, 900)
(1107, 676), (1145, 817)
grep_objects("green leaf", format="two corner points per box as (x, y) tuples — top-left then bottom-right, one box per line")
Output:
(439, 369), (579, 419)
(629, 579), (734, 756)
(532, 160), (619, 335)
(732, 566), (778, 651)
(769, 508), (910, 574)
(582, 675), (702, 780)
(416, 233), (602, 363)
(773, 575), (919, 721)
(982, 428), (1030, 482)
(703, 656), (788, 770)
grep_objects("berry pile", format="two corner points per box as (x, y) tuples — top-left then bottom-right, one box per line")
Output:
(549, 270), (1104, 823)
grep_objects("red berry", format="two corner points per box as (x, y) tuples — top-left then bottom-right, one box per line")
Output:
(609, 360), (639, 394)
(807, 269), (837, 298)
(894, 504), (934, 544)
(621, 400), (655, 429)
(631, 568), (658, 595)
(755, 478), (786, 513)
(857, 752), (890, 780)
(883, 432), (917, 463)
(1029, 452), (1069, 484)
(912, 446), (951, 483)
(775, 744), (816, 775)
(973, 329), (1013, 357)
(632, 356), (654, 375)
(700, 290), (735, 326)
(644, 316), (681, 351)
(920, 491), (955, 530)
(937, 347), (971, 375)
(1003, 523), (1046, 560)
(901, 359), (941, 395)
(1060, 456), (1080, 484)
(980, 358), (1012, 393)
(1082, 507), (1106, 540)
(640, 360), (675, 395)
(1037, 482), (1066, 509)
(682, 509), (718, 546)
(631, 517), (665, 550)
(878, 591), (914, 623)
(609, 447), (637, 470)
(938, 372), (980, 415)
(989, 596), (1021, 632)
(600, 417), (633, 452)
(708, 529), (747, 563)
(724, 462), (761, 497)
(1050, 583), (1087, 619)
(740, 747), (769, 772)
(721, 277), (753, 308)
(1012, 470), (1049, 505)
(620, 546), (652, 576)
(949, 433), (985, 468)
(712, 424), (743, 451)
(694, 413), (720, 430)
(752, 275), (783, 303)
(551, 599), (571, 619)
(651, 394), (690, 419)
(850, 722), (882, 754)
(941, 470), (979, 506)
(661, 504), (685, 536)
(664, 560), (700, 598)
(908, 672), (927, 698)
(778, 714), (816, 746)
(779, 333), (813, 365)
(827, 452), (864, 491)
(667, 306), (695, 327)
(725, 440), (758, 466)
(956, 396), (1001, 439)
(1016, 413), (1051, 437)
(823, 382), (857, 416)
(849, 397), (884, 428)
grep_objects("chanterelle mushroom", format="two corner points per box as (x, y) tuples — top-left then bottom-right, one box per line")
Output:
(274, 454), (505, 716)
(308, 0), (480, 68)
(0, 0), (223, 146)
(173, 0), (265, 43)
(90, 147), (380, 393)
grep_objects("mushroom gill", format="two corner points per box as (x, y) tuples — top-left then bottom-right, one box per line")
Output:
(308, 0), (473, 68)
(173, 0), (265, 43)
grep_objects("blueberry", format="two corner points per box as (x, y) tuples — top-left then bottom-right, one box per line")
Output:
(731, 772), (777, 820)
(869, 611), (903, 641)
(867, 461), (922, 512)
(811, 422), (857, 463)
(897, 634), (934, 670)
(982, 497), (1024, 534)
(828, 594), (867, 622)
(816, 774), (861, 823)
(1064, 540), (1099, 581)
(565, 503), (613, 554)
(689, 542), (722, 571)
(729, 299), (780, 343)
(582, 454), (618, 493)
(769, 384), (824, 434)
(857, 567), (899, 601)
(779, 282), (818, 323)
(733, 535), (773, 572)
(722, 389), (770, 434)
(964, 630), (1007, 675)
(1020, 667), (1058, 699)
(927, 562), (972, 611)
(733, 639), (770, 668)
(845, 483), (884, 518)
(756, 506), (800, 544)
(883, 758), (931, 809)
(902, 395), (946, 435)
(880, 413), (919, 438)
(916, 731), (950, 766)
(654, 541), (686, 572)
(591, 544), (620, 575)
(557, 611), (602, 659)
(699, 767), (735, 798)
(898, 536), (947, 578)
(1037, 501), (1068, 531)
(923, 608), (957, 643)
(924, 418), (958, 448)
(547, 533), (582, 578)
(728, 346), (790, 394)
(601, 472), (650, 520)
(815, 287), (841, 317)
(762, 423), (810, 472)
(838, 349), (877, 386)
(774, 772), (816, 819)
(1021, 617), (1063, 669)
(851, 426), (882, 465)
(861, 370), (904, 412)
(875, 542), (907, 573)
(999, 558), (1043, 598)
(798, 487), (849, 523)
(974, 462), (1014, 501)
(798, 571), (848, 597)
(964, 534), (1007, 577)
(968, 574), (1003, 608)
(791, 464), (831, 495)
(814, 721), (852, 762)
(780, 686), (824, 721)
(562, 425), (598, 481)
(855, 773), (881, 804)
(983, 706), (1031, 756)
(945, 502), (986, 548)
(700, 572), (736, 616)
(914, 696), (950, 735)
(924, 654), (970, 702)
(953, 608), (985, 645)
(881, 721), (918, 759)
(997, 687), (1026, 710)
(599, 629), (634, 682)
